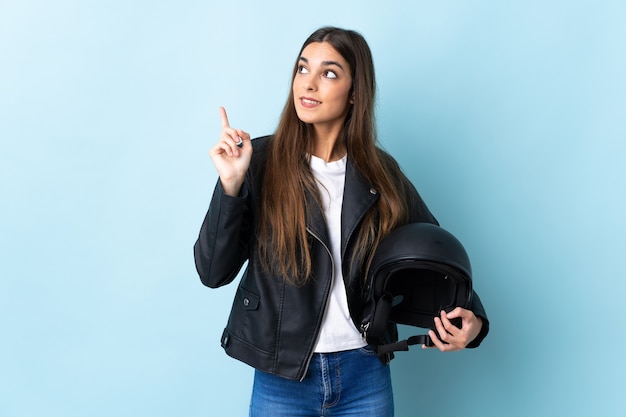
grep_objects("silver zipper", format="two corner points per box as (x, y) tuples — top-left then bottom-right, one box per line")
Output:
(300, 226), (334, 382)
(360, 322), (370, 339)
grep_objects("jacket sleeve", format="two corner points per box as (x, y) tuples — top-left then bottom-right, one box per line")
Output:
(377, 148), (439, 226)
(193, 180), (253, 288)
(404, 179), (439, 225)
(466, 291), (490, 348)
(391, 152), (490, 348)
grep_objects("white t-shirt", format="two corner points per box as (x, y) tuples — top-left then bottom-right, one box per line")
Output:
(310, 154), (367, 353)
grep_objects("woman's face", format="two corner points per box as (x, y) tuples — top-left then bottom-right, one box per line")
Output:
(292, 42), (353, 133)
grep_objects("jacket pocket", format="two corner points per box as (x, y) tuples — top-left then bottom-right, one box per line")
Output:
(225, 286), (270, 350)
(237, 287), (259, 311)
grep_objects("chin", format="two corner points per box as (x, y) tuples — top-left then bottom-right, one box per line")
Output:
(295, 110), (316, 124)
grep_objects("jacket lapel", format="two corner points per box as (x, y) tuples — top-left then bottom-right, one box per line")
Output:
(304, 185), (330, 247)
(340, 159), (379, 259)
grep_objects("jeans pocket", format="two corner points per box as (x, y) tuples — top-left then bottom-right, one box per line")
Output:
(358, 344), (378, 356)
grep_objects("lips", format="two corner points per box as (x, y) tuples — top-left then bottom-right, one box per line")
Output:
(300, 97), (321, 108)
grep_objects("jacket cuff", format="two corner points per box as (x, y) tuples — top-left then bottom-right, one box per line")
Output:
(217, 178), (249, 201)
(466, 315), (489, 348)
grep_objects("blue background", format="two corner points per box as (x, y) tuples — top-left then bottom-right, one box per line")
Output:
(1, 1), (625, 416)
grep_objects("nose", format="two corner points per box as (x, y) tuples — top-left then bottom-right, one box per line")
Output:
(303, 76), (317, 92)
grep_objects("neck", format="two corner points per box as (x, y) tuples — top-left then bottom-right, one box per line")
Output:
(310, 124), (346, 162)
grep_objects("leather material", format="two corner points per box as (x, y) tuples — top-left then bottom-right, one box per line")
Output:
(194, 136), (485, 380)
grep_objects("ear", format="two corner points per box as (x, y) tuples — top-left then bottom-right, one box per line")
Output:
(350, 94), (355, 104)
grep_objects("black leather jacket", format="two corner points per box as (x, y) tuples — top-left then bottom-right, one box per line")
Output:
(194, 136), (489, 381)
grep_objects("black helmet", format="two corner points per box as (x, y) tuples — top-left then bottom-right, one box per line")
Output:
(360, 222), (473, 355)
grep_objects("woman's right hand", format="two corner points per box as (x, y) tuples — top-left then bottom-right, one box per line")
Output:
(209, 107), (253, 196)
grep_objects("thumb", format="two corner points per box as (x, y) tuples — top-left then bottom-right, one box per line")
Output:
(443, 307), (465, 320)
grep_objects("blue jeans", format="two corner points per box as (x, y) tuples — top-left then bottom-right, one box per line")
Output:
(249, 346), (394, 417)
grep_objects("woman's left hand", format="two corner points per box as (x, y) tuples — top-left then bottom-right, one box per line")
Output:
(424, 307), (483, 352)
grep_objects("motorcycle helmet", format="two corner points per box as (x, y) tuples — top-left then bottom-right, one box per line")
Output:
(360, 222), (473, 355)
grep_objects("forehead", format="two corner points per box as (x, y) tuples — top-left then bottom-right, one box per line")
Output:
(300, 42), (349, 68)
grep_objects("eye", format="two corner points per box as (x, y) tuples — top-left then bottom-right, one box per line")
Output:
(297, 65), (309, 74)
(324, 70), (338, 79)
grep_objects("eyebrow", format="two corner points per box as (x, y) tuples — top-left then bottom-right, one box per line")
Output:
(299, 56), (345, 71)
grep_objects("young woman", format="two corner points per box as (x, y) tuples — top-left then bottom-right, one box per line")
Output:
(194, 26), (489, 417)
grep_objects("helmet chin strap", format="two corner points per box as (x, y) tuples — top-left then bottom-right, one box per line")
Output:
(375, 334), (434, 356)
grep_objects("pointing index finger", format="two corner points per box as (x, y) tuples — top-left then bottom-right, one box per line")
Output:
(219, 106), (230, 128)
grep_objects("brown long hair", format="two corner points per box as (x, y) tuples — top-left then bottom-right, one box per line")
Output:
(258, 27), (409, 285)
